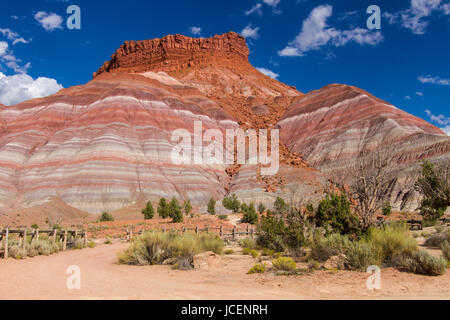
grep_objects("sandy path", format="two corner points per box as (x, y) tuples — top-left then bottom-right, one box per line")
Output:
(0, 242), (449, 300)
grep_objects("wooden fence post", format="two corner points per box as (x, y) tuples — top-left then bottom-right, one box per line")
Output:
(4, 227), (8, 259)
(18, 230), (23, 248)
(83, 231), (88, 246)
(22, 228), (27, 248)
(219, 225), (223, 237)
(163, 226), (166, 233)
(195, 226), (198, 234)
(250, 228), (254, 239)
(52, 229), (57, 242)
(63, 230), (67, 251)
(232, 226), (236, 240)
(246, 225), (249, 236)
(182, 227), (186, 233)
(205, 227), (209, 233)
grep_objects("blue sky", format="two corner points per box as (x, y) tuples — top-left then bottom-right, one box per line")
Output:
(0, 0), (449, 133)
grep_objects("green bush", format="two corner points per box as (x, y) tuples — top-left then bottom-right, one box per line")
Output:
(8, 245), (27, 259)
(272, 257), (296, 271)
(183, 200), (192, 216)
(257, 202), (266, 214)
(87, 240), (96, 248)
(240, 238), (257, 250)
(242, 247), (251, 255)
(241, 203), (258, 224)
(256, 212), (287, 252)
(345, 240), (379, 271)
(218, 215), (228, 220)
(224, 249), (234, 255)
(391, 250), (447, 276)
(424, 231), (450, 247)
(73, 239), (87, 250)
(207, 197), (216, 215)
(442, 241), (450, 260)
(248, 263), (266, 274)
(250, 249), (259, 258)
(157, 198), (170, 218)
(98, 212), (114, 222)
(273, 197), (288, 215)
(310, 232), (351, 261)
(222, 194), (241, 213)
(141, 201), (155, 219)
(118, 231), (224, 266)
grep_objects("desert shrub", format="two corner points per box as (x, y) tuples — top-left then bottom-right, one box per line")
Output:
(248, 263), (266, 274)
(104, 238), (112, 245)
(257, 203), (266, 214)
(98, 212), (114, 222)
(272, 257), (296, 271)
(256, 212), (287, 252)
(250, 249), (259, 258)
(442, 241), (450, 260)
(29, 240), (59, 256)
(242, 247), (251, 255)
(169, 197), (183, 223)
(118, 231), (224, 266)
(424, 231), (450, 247)
(31, 224), (38, 229)
(218, 215), (228, 220)
(141, 201), (155, 220)
(310, 233), (351, 261)
(315, 193), (361, 237)
(207, 197), (216, 215)
(241, 203), (258, 224)
(87, 240), (96, 248)
(222, 194), (241, 213)
(273, 197), (288, 215)
(157, 198), (170, 218)
(224, 249), (234, 255)
(391, 250), (446, 276)
(261, 248), (275, 256)
(240, 238), (257, 250)
(434, 225), (446, 233)
(73, 239), (86, 250)
(345, 240), (379, 271)
(369, 222), (417, 263)
(8, 245), (27, 259)
(183, 200), (192, 216)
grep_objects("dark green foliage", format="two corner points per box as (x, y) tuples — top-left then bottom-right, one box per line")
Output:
(273, 197), (288, 215)
(415, 161), (449, 221)
(257, 211), (287, 252)
(315, 193), (361, 237)
(257, 202), (266, 214)
(31, 224), (39, 229)
(183, 200), (192, 216)
(98, 212), (114, 222)
(241, 203), (258, 224)
(222, 194), (241, 213)
(169, 197), (183, 223)
(157, 198), (170, 218)
(141, 201), (155, 220)
(382, 201), (392, 216)
(207, 197), (216, 215)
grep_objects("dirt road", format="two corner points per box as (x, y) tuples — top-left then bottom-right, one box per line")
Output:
(0, 242), (448, 300)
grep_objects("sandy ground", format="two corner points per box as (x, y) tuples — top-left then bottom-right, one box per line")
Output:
(0, 242), (449, 300)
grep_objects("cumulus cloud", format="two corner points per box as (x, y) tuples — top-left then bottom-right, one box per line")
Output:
(34, 11), (63, 32)
(384, 0), (450, 34)
(416, 91), (424, 96)
(278, 5), (383, 57)
(241, 24), (260, 39)
(245, 3), (263, 16)
(0, 27), (29, 45)
(425, 109), (450, 125)
(189, 26), (202, 35)
(0, 41), (31, 73)
(0, 72), (63, 106)
(256, 67), (279, 79)
(418, 74), (450, 85)
(245, 0), (280, 16)
(440, 125), (450, 135)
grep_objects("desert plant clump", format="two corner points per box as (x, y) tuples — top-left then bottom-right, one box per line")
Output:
(117, 231), (224, 267)
(141, 201), (155, 220)
(73, 239), (87, 250)
(241, 203), (258, 224)
(250, 249), (259, 258)
(218, 214), (228, 220)
(424, 230), (450, 247)
(98, 212), (114, 222)
(441, 241), (450, 260)
(222, 194), (240, 213)
(272, 257), (296, 271)
(169, 197), (183, 223)
(240, 238), (257, 250)
(87, 240), (96, 248)
(207, 197), (216, 215)
(183, 200), (192, 216)
(257, 202), (266, 214)
(224, 249), (234, 255)
(247, 263), (266, 274)
(390, 250), (447, 276)
(242, 247), (251, 255)
(8, 245), (27, 259)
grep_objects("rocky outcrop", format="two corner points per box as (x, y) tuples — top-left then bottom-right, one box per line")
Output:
(94, 32), (249, 78)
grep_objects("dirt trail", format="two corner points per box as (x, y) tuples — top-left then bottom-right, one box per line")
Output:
(0, 242), (449, 300)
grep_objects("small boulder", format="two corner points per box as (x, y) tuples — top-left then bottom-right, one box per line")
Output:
(323, 254), (347, 270)
(193, 251), (221, 269)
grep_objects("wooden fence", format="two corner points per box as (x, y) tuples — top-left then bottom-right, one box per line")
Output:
(0, 227), (88, 259)
(126, 225), (255, 241)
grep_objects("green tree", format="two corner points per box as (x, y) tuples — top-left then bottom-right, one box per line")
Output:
(222, 193), (241, 213)
(207, 198), (216, 215)
(273, 197), (288, 215)
(183, 200), (192, 216)
(98, 212), (114, 222)
(257, 202), (266, 214)
(242, 203), (258, 224)
(141, 201), (155, 219)
(415, 161), (449, 221)
(169, 197), (183, 223)
(316, 193), (361, 237)
(158, 198), (170, 218)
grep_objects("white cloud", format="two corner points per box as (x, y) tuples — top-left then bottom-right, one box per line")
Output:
(189, 26), (202, 35)
(425, 109), (450, 125)
(440, 125), (450, 135)
(418, 74), (450, 85)
(0, 41), (8, 56)
(263, 0), (280, 7)
(405, 95), (412, 99)
(416, 91), (424, 96)
(384, 0), (450, 35)
(278, 5), (383, 57)
(0, 72), (63, 106)
(241, 24), (260, 39)
(245, 3), (263, 16)
(256, 67), (279, 79)
(0, 41), (30, 73)
(34, 11), (63, 32)
(245, 0), (280, 16)
(0, 27), (29, 45)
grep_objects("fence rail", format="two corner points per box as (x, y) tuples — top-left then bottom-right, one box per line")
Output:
(126, 225), (255, 241)
(0, 227), (87, 259)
